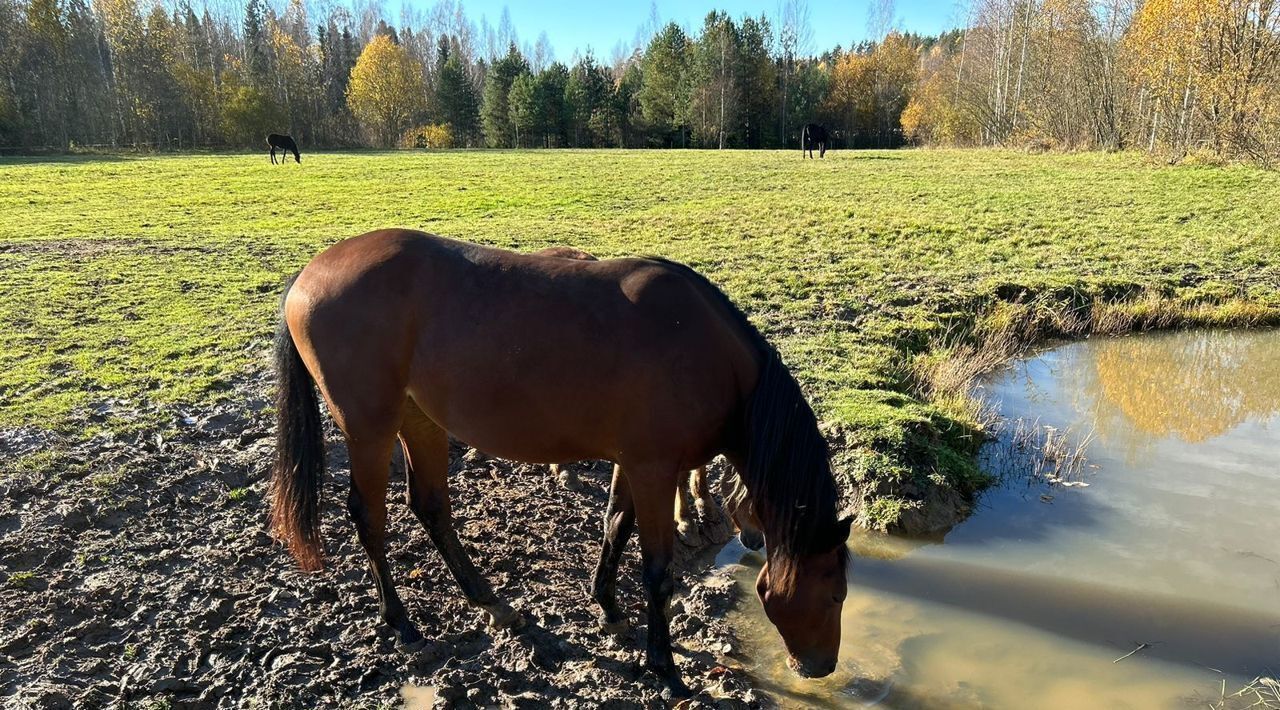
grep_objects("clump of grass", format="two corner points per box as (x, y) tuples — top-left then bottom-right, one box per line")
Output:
(8, 570), (35, 588)
(1091, 294), (1276, 335)
(227, 487), (250, 502)
(89, 470), (122, 489)
(1207, 676), (1280, 710)
(980, 417), (1096, 488)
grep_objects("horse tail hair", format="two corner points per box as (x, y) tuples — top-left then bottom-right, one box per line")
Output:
(270, 273), (326, 571)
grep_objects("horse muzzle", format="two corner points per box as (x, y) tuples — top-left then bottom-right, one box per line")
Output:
(787, 653), (837, 679)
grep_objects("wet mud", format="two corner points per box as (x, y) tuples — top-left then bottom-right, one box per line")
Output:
(0, 373), (773, 708)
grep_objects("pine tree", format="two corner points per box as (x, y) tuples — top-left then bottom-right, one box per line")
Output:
(481, 43), (528, 147)
(435, 37), (480, 145)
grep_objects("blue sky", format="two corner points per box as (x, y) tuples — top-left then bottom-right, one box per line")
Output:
(448, 1), (966, 62)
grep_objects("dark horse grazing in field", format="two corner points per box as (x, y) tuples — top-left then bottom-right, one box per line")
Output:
(267, 133), (300, 164)
(271, 229), (851, 694)
(801, 123), (828, 159)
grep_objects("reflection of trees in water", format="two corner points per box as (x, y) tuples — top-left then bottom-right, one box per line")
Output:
(1064, 331), (1280, 458)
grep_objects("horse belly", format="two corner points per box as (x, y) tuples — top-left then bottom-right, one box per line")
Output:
(404, 339), (726, 468)
(404, 348), (626, 465)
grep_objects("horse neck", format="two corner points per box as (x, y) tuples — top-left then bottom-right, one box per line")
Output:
(733, 358), (838, 559)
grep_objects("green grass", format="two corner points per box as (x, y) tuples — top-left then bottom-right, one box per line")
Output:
(2, 149), (1278, 528)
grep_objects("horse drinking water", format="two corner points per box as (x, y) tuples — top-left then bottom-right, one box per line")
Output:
(271, 229), (851, 693)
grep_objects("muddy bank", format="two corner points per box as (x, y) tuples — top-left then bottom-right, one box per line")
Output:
(0, 374), (770, 708)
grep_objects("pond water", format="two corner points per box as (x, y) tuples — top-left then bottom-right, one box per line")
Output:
(718, 329), (1280, 709)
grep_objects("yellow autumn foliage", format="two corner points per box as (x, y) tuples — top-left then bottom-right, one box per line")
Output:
(346, 35), (427, 148)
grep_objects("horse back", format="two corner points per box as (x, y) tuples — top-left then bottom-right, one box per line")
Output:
(287, 230), (757, 467)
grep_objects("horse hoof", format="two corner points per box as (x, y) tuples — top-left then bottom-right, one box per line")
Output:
(394, 625), (424, 649)
(661, 683), (694, 702)
(397, 637), (427, 653)
(599, 617), (629, 635)
(676, 521), (705, 547)
(488, 605), (524, 630)
(646, 667), (692, 700)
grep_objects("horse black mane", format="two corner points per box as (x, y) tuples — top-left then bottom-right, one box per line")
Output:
(643, 257), (848, 578)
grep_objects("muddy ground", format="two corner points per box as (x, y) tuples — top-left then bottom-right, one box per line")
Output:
(0, 372), (774, 708)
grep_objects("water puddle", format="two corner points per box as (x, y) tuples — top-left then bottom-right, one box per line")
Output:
(720, 329), (1280, 708)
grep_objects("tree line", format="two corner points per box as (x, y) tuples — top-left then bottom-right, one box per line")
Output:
(906, 0), (1280, 163)
(2, 0), (1277, 162)
(0, 0), (935, 152)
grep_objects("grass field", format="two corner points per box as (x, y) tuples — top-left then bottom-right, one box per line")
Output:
(3, 148), (1278, 529)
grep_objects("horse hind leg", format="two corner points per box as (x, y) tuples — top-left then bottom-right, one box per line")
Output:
(400, 402), (520, 629)
(719, 464), (764, 551)
(592, 464), (635, 633)
(674, 469), (700, 544)
(675, 466), (731, 546)
(346, 430), (422, 645)
(690, 466), (732, 544)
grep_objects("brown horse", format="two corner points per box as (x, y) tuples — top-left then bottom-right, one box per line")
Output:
(531, 246), (726, 540)
(271, 229), (851, 693)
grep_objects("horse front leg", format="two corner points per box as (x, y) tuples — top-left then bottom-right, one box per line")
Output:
(626, 463), (690, 698)
(591, 465), (635, 632)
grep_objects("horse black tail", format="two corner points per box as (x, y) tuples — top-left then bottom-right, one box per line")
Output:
(270, 274), (326, 570)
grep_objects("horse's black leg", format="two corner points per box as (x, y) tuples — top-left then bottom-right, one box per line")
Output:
(346, 435), (421, 645)
(400, 403), (520, 629)
(625, 463), (690, 698)
(592, 465), (635, 632)
(270, 146), (277, 164)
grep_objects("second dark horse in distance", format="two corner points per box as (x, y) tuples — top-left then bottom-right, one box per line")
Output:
(801, 123), (828, 159)
(267, 133), (300, 164)
(270, 229), (851, 695)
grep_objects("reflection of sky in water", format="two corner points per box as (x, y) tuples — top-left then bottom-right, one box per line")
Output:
(723, 329), (1280, 710)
